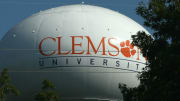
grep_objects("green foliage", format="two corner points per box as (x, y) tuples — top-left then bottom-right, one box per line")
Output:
(119, 83), (139, 101)
(0, 68), (20, 101)
(119, 0), (180, 101)
(34, 80), (60, 101)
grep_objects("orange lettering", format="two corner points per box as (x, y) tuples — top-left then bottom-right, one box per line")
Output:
(108, 38), (119, 56)
(57, 37), (70, 55)
(71, 36), (84, 54)
(39, 37), (56, 56)
(86, 36), (106, 55)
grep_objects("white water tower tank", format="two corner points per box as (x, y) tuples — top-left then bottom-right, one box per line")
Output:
(0, 4), (148, 101)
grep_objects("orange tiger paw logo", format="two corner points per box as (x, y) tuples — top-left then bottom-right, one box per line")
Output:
(120, 40), (136, 58)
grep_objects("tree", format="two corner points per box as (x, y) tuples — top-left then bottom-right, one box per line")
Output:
(119, 0), (180, 101)
(0, 68), (20, 101)
(34, 80), (60, 101)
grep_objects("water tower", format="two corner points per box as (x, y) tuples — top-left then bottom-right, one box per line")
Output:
(0, 4), (148, 101)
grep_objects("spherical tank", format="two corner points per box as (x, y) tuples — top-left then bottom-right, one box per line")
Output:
(0, 4), (149, 101)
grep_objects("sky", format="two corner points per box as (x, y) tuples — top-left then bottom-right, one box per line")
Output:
(0, 0), (151, 40)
